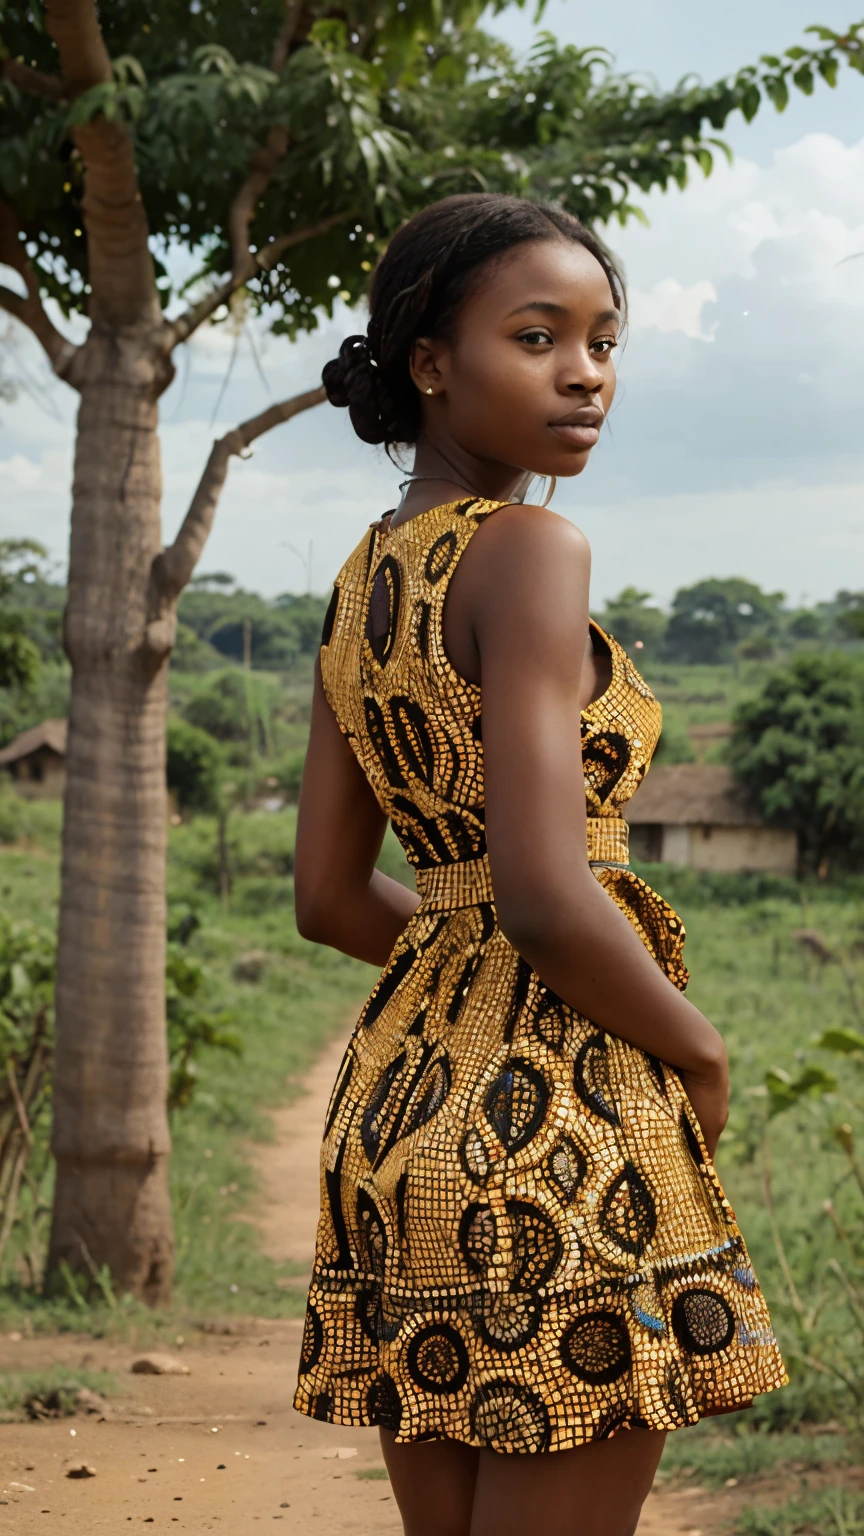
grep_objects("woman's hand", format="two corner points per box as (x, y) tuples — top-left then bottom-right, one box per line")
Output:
(678, 1051), (730, 1161)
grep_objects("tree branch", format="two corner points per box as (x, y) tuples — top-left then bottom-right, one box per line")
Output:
(223, 1), (316, 288)
(43, 2), (158, 327)
(271, 0), (305, 73)
(0, 202), (81, 380)
(1, 57), (68, 101)
(229, 126), (292, 282)
(151, 384), (326, 606)
(43, 0), (112, 94)
(165, 212), (352, 347)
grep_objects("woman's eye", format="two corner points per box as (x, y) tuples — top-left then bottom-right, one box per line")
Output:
(591, 337), (618, 356)
(517, 329), (553, 346)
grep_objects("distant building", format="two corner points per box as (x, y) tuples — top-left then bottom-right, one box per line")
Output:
(627, 763), (797, 876)
(0, 718), (67, 798)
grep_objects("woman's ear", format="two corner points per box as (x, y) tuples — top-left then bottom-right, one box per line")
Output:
(409, 338), (444, 397)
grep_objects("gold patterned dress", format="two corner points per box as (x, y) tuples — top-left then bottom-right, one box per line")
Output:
(293, 497), (786, 1452)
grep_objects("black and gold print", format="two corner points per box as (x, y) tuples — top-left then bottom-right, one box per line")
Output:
(293, 498), (786, 1451)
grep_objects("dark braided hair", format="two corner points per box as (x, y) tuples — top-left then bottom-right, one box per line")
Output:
(322, 193), (626, 450)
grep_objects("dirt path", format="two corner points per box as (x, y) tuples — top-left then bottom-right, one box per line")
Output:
(0, 1032), (758, 1534)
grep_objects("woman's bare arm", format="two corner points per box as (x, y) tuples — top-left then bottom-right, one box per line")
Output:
(455, 505), (728, 1152)
(294, 661), (419, 967)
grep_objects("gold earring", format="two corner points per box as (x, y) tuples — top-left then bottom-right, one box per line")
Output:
(425, 387), (434, 395)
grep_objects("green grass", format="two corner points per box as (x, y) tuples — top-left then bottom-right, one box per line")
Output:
(734, 1486), (864, 1534)
(658, 1417), (848, 1489)
(355, 1467), (390, 1480)
(0, 1366), (116, 1422)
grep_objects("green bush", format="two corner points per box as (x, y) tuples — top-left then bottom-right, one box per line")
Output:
(729, 651), (864, 871)
(166, 945), (241, 1112)
(166, 718), (223, 813)
(170, 620), (222, 673)
(256, 748), (306, 802)
(182, 669), (284, 759)
(0, 784), (28, 844)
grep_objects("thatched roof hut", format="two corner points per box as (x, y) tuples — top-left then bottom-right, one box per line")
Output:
(627, 764), (796, 875)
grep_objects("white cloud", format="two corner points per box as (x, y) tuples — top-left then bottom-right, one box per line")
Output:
(628, 279), (717, 339)
(2, 453), (42, 488)
(609, 132), (864, 295)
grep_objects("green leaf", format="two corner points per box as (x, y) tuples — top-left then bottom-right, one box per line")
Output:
(741, 83), (761, 121)
(818, 56), (840, 89)
(764, 76), (790, 112)
(793, 64), (815, 96)
(112, 54), (148, 89)
(765, 1063), (837, 1115)
(814, 1027), (864, 1057)
(696, 146), (713, 177)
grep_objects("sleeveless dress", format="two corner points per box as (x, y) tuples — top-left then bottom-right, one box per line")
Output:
(293, 497), (786, 1453)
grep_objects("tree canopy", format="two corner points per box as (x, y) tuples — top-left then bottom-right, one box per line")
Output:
(729, 651), (864, 870)
(664, 577), (787, 665)
(2, 7), (862, 349)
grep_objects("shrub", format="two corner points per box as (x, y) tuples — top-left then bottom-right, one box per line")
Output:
(166, 719), (223, 814)
(729, 651), (864, 871)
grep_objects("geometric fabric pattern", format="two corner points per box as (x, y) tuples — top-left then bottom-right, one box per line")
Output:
(293, 498), (787, 1451)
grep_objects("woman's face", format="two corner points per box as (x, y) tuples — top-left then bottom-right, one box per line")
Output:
(412, 238), (620, 479)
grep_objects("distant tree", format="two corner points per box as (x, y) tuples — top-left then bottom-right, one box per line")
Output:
(166, 719), (223, 814)
(4, 0), (859, 1303)
(835, 591), (864, 641)
(169, 620), (222, 673)
(0, 539), (50, 690)
(664, 577), (786, 665)
(178, 584), (327, 667)
(598, 586), (667, 660)
(188, 573), (237, 591)
(182, 670), (254, 743)
(729, 651), (864, 872)
(786, 608), (825, 643)
(736, 631), (775, 662)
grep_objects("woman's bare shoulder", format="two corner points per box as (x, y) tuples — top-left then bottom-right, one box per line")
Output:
(462, 501), (591, 588)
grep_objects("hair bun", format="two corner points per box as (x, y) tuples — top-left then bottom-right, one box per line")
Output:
(322, 334), (387, 444)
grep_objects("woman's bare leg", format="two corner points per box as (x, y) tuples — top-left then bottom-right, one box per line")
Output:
(470, 1428), (666, 1536)
(380, 1428), (480, 1536)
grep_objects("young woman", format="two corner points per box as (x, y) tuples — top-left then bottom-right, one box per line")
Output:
(292, 193), (785, 1536)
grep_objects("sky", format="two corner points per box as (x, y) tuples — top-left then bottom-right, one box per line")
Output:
(1, 1), (863, 607)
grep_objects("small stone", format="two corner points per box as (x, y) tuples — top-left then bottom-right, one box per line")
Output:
(131, 1353), (191, 1376)
(321, 1447), (357, 1460)
(66, 1464), (97, 1479)
(725, 1477), (739, 1487)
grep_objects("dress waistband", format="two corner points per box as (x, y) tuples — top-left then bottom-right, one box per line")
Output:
(414, 817), (630, 911)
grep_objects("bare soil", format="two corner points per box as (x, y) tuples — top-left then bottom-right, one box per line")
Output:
(0, 1034), (835, 1534)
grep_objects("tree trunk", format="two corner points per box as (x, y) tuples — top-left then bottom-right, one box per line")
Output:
(47, 326), (176, 1305)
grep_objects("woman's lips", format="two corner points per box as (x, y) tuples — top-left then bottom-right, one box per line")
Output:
(548, 421), (601, 449)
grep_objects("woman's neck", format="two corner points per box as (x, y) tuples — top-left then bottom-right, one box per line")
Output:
(395, 437), (532, 523)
